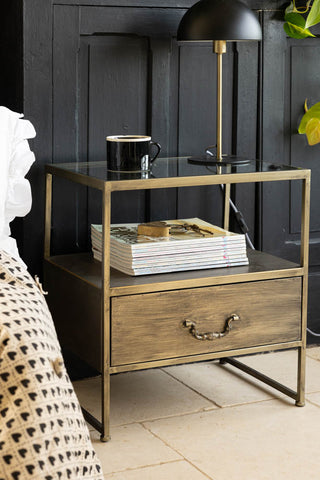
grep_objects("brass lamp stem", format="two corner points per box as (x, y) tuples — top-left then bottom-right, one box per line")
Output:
(214, 40), (226, 162)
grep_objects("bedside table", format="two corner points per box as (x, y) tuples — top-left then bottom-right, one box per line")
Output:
(44, 157), (310, 441)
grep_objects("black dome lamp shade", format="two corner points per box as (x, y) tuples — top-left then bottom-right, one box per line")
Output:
(177, 0), (262, 165)
(177, 0), (262, 42)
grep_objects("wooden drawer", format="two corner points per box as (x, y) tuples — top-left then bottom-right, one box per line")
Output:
(111, 277), (301, 366)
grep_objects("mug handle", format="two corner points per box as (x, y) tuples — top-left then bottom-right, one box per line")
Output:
(150, 142), (161, 163)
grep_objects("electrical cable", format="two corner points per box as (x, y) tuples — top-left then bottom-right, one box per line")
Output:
(226, 193), (255, 250)
(205, 148), (255, 249)
(307, 328), (320, 337)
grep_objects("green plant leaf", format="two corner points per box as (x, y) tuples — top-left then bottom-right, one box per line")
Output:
(298, 102), (320, 133)
(284, 21), (316, 38)
(285, 1), (309, 15)
(305, 117), (320, 145)
(306, 0), (320, 27)
(284, 12), (306, 27)
(285, 1), (297, 15)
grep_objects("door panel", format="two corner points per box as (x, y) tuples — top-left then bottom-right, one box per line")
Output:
(52, 4), (257, 251)
(262, 14), (320, 339)
(23, 2), (319, 340)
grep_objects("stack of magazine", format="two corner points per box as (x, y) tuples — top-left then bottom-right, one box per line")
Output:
(90, 218), (248, 276)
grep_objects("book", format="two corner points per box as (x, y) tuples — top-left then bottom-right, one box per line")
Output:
(90, 218), (248, 276)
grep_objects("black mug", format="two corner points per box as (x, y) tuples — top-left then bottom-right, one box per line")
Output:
(106, 135), (161, 172)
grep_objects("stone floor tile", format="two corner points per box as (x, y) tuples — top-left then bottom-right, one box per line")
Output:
(239, 349), (320, 393)
(107, 461), (211, 480)
(307, 392), (320, 407)
(143, 400), (320, 480)
(74, 369), (213, 426)
(164, 350), (317, 409)
(163, 361), (276, 407)
(91, 424), (181, 475)
(306, 346), (320, 362)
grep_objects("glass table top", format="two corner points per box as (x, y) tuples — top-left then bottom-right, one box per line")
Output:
(49, 157), (303, 182)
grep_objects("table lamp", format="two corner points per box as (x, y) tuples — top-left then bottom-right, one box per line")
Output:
(177, 0), (262, 165)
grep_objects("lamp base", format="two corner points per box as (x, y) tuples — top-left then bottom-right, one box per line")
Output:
(188, 155), (251, 166)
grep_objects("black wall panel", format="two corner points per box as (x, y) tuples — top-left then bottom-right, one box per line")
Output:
(2, 0), (320, 341)
(290, 45), (320, 234)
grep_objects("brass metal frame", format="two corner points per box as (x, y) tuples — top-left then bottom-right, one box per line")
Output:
(214, 40), (227, 162)
(44, 161), (311, 441)
(101, 184), (111, 441)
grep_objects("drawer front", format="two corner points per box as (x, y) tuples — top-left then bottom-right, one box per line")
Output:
(111, 278), (301, 366)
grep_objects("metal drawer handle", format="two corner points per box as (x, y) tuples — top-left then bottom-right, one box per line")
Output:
(183, 314), (240, 340)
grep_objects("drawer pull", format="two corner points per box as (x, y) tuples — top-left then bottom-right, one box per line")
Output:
(183, 314), (240, 340)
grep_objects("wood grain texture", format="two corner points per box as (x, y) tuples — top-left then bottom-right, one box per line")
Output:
(22, 0), (53, 271)
(111, 277), (302, 365)
(110, 341), (302, 373)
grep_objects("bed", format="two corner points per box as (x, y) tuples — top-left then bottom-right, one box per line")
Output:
(0, 107), (103, 479)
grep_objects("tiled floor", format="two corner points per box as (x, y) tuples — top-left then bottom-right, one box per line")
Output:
(74, 347), (320, 479)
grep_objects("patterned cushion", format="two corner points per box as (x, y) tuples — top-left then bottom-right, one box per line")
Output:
(0, 251), (103, 480)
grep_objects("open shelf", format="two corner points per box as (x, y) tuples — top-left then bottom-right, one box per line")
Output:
(45, 249), (302, 296)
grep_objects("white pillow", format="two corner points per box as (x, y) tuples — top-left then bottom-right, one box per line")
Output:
(0, 107), (36, 268)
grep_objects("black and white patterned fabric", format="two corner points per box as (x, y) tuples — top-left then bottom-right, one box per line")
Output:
(0, 251), (103, 480)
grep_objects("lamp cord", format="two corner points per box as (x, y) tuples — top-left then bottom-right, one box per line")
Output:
(205, 148), (255, 250)
(307, 328), (320, 337)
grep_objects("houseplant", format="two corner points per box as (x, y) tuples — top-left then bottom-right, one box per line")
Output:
(284, 0), (320, 38)
(284, 0), (320, 145)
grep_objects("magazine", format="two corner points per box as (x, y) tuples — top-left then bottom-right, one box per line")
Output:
(90, 218), (248, 276)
